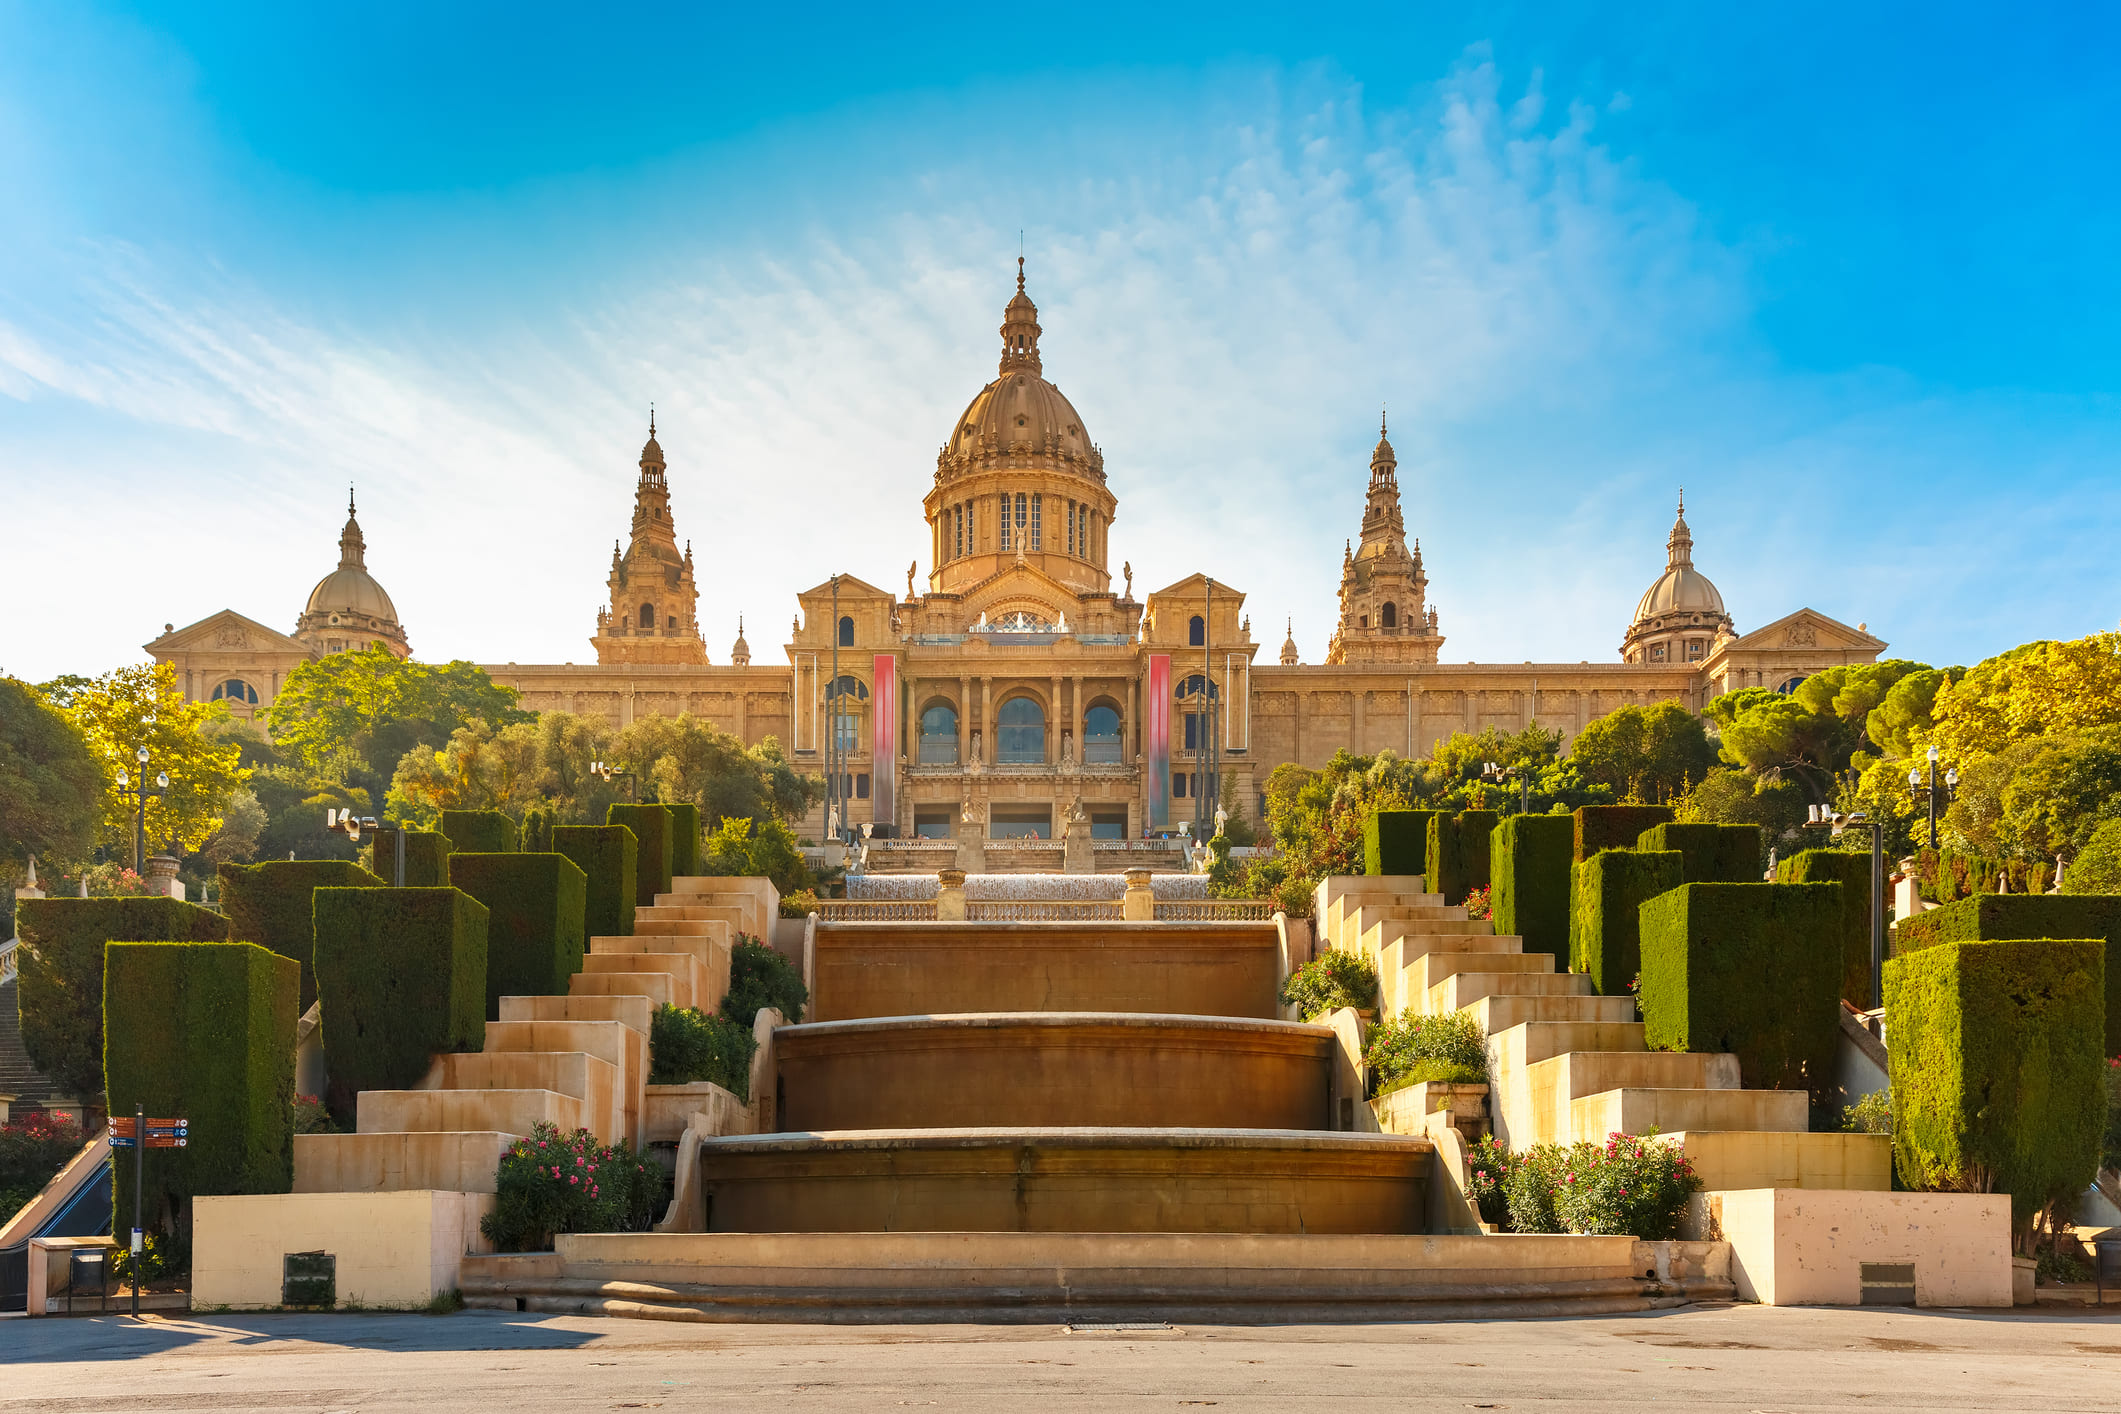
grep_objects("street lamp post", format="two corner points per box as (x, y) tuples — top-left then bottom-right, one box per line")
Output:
(1906, 745), (1958, 851)
(326, 810), (405, 887)
(1806, 804), (1888, 1008)
(590, 760), (638, 803)
(1480, 760), (1532, 816)
(112, 747), (169, 875)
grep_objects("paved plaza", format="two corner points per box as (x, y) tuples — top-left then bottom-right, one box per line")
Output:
(3, 1303), (2118, 1412)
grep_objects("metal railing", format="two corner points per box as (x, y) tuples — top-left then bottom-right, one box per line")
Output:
(814, 897), (1276, 923)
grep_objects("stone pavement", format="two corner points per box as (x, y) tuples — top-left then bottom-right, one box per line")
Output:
(2, 1302), (2117, 1411)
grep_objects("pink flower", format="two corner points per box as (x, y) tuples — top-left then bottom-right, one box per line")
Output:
(569, 1175), (579, 1185)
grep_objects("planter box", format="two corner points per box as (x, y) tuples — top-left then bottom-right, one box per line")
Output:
(1372, 1081), (1490, 1142)
(643, 1081), (751, 1146)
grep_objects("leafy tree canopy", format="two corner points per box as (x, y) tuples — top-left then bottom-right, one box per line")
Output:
(2062, 819), (2121, 895)
(266, 645), (530, 785)
(1865, 666), (1964, 759)
(609, 716), (822, 830)
(39, 663), (248, 857)
(0, 676), (102, 871)
(1570, 701), (1719, 803)
(1927, 633), (2121, 765)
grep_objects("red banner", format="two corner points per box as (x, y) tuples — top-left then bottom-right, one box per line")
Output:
(872, 654), (897, 829)
(1147, 654), (1171, 830)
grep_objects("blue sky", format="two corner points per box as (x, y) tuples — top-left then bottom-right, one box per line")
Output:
(2, 2), (2116, 682)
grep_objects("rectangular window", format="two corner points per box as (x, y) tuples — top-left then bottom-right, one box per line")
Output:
(1686, 639), (1705, 662)
(1067, 502), (1075, 556)
(855, 773), (870, 800)
(1031, 493), (1042, 548)
(1015, 492), (1027, 536)
(1173, 772), (1188, 799)
(953, 505), (963, 559)
(1000, 495), (1011, 551)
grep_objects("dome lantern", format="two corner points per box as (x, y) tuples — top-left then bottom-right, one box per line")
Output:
(1621, 489), (1735, 665)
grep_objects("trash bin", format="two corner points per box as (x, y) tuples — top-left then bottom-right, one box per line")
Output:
(2095, 1238), (2121, 1303)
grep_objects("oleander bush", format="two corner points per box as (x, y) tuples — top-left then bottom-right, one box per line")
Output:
(1550, 1132), (1703, 1239)
(608, 804), (674, 908)
(1573, 805), (1675, 862)
(1464, 1133), (1513, 1227)
(0, 1113), (85, 1221)
(1569, 849), (1683, 997)
(1841, 1090), (1893, 1134)
(1894, 894), (2121, 1054)
(1364, 1009), (1489, 1094)
(217, 859), (386, 1012)
(1490, 812), (1574, 965)
(719, 934), (808, 1027)
(312, 886), (488, 1119)
(1279, 949), (1379, 1020)
(480, 1123), (668, 1252)
(1502, 1141), (1593, 1234)
(15, 896), (229, 1102)
(439, 809), (517, 854)
(648, 1004), (757, 1100)
(1365, 808), (1441, 879)
(552, 824), (637, 940)
(1776, 848), (1878, 1008)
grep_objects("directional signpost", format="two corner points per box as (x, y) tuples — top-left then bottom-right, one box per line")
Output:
(109, 1107), (187, 1318)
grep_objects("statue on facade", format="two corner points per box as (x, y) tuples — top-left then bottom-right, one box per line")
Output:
(907, 561), (917, 599)
(1123, 561), (1133, 598)
(967, 730), (984, 772)
(827, 804), (841, 840)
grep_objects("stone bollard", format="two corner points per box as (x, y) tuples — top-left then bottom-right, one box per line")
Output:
(1122, 867), (1155, 921)
(145, 854), (186, 901)
(937, 868), (969, 921)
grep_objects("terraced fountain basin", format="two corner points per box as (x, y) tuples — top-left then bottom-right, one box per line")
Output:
(687, 1128), (1433, 1234)
(808, 920), (1284, 1021)
(775, 1013), (1335, 1131)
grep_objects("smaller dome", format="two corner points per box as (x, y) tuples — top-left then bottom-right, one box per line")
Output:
(1633, 564), (1726, 622)
(306, 565), (399, 622)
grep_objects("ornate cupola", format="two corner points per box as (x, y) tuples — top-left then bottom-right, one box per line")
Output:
(1325, 414), (1444, 665)
(730, 615), (752, 667)
(1280, 617), (1300, 666)
(1621, 491), (1734, 666)
(924, 260), (1119, 602)
(294, 488), (411, 658)
(592, 414), (709, 666)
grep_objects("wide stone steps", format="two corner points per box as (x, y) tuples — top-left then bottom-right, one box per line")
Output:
(581, 951), (702, 1009)
(500, 993), (654, 1032)
(1495, 1020), (1648, 1067)
(1427, 969), (1592, 1010)
(358, 1086), (585, 1137)
(1570, 1087), (1809, 1143)
(424, 1051), (623, 1145)
(572, 968), (682, 1008)
(485, 1019), (648, 1147)
(1466, 993), (1641, 1032)
(294, 1130), (520, 1195)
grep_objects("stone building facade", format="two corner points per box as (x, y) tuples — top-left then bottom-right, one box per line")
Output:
(150, 265), (1886, 837)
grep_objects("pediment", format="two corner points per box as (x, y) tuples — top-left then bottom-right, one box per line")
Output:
(795, 574), (894, 603)
(955, 562), (1086, 622)
(145, 609), (310, 657)
(1724, 608), (1885, 654)
(1148, 572), (1248, 602)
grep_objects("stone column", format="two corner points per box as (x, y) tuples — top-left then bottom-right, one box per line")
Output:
(1049, 674), (1062, 764)
(980, 677), (993, 765)
(1122, 868), (1155, 921)
(1352, 688), (1367, 757)
(958, 674), (970, 765)
(936, 868), (968, 921)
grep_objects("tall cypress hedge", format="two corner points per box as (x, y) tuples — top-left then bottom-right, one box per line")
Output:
(1365, 808), (1441, 879)
(1490, 813), (1574, 965)
(609, 804), (674, 908)
(313, 887), (488, 1118)
(15, 897), (228, 1103)
(667, 802), (701, 879)
(1570, 849), (1683, 996)
(447, 853), (588, 1018)
(1895, 895), (2121, 1055)
(1886, 937), (2106, 1230)
(1636, 822), (1763, 883)
(439, 809), (518, 855)
(1427, 809), (1499, 906)
(217, 859), (386, 1012)
(105, 941), (298, 1242)
(1638, 881), (1844, 1099)
(554, 824), (638, 939)
(1777, 849), (1877, 1008)
(364, 828), (452, 887)
(1573, 805), (1675, 862)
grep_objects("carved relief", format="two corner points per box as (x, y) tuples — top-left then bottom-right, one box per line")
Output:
(215, 625), (249, 649)
(1782, 623), (1818, 647)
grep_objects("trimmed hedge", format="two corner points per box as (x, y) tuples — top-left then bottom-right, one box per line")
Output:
(1574, 805), (1675, 862)
(1365, 809), (1441, 880)
(554, 825), (638, 939)
(105, 941), (298, 1242)
(1428, 809), (1499, 906)
(15, 897), (228, 1103)
(1895, 895), (2121, 1055)
(1635, 822), (1762, 884)
(447, 853), (589, 1019)
(313, 887), (488, 1119)
(440, 809), (518, 855)
(1914, 846), (2054, 903)
(1490, 813), (1574, 965)
(365, 828), (452, 887)
(1570, 849), (1683, 996)
(666, 802), (701, 879)
(520, 806), (555, 854)
(608, 804), (674, 907)
(1638, 882), (1844, 1099)
(1776, 849), (1876, 1008)
(1886, 938), (2106, 1229)
(217, 860), (386, 1012)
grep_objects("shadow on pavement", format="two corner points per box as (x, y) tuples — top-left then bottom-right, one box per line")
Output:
(0, 1309), (605, 1364)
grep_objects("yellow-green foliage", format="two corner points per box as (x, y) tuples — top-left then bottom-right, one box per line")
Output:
(15, 897), (228, 1102)
(104, 941), (298, 1242)
(553, 824), (637, 939)
(447, 853), (588, 1019)
(1491, 813), (1573, 964)
(1365, 809), (1439, 878)
(608, 804), (673, 907)
(312, 887), (488, 1118)
(217, 860), (386, 1012)
(1894, 895), (2121, 1055)
(1428, 809), (1499, 906)
(1570, 849), (1682, 996)
(1638, 882), (1843, 1099)
(1885, 938), (2106, 1229)
(1776, 849), (1876, 1008)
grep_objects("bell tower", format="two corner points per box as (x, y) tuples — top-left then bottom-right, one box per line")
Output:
(1326, 414), (1444, 665)
(592, 414), (708, 666)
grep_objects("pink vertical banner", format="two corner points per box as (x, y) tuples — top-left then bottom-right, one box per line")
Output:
(871, 654), (897, 829)
(1146, 654), (1171, 830)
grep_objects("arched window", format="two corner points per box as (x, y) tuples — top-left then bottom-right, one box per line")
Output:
(1775, 674), (1809, 694)
(1188, 615), (1205, 646)
(997, 696), (1046, 764)
(838, 615), (855, 647)
(639, 603), (656, 629)
(919, 702), (959, 765)
(211, 678), (259, 705)
(1083, 703), (1122, 764)
(1382, 602), (1397, 628)
(1173, 673), (1219, 701)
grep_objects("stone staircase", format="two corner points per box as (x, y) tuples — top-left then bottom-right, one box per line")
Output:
(1319, 876), (1883, 1189)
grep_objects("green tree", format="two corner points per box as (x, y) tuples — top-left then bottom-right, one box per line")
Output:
(612, 715), (822, 829)
(2062, 820), (2121, 895)
(1718, 696), (1848, 774)
(1865, 667), (1963, 759)
(1928, 633), (2121, 763)
(1570, 701), (1719, 802)
(266, 645), (530, 788)
(1996, 729), (2121, 862)
(1674, 766), (1811, 842)
(43, 663), (248, 857)
(0, 677), (102, 871)
(697, 815), (814, 897)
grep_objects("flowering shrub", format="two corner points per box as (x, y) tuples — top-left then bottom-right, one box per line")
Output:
(1464, 1133), (1513, 1226)
(1279, 950), (1379, 1020)
(1462, 886), (1492, 921)
(1364, 1008), (1488, 1093)
(1503, 1141), (1596, 1233)
(0, 1113), (85, 1220)
(50, 863), (158, 898)
(1551, 1132), (1703, 1240)
(480, 1123), (669, 1252)
(292, 1094), (337, 1135)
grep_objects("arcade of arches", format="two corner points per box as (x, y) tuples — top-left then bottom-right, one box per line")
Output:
(150, 264), (1885, 843)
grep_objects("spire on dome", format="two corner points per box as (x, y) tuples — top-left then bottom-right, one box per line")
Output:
(1280, 616), (1300, 666)
(999, 257), (1043, 375)
(1667, 489), (1694, 568)
(730, 613), (752, 667)
(338, 488), (367, 569)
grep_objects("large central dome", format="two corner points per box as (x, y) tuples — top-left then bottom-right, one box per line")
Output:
(924, 262), (1117, 599)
